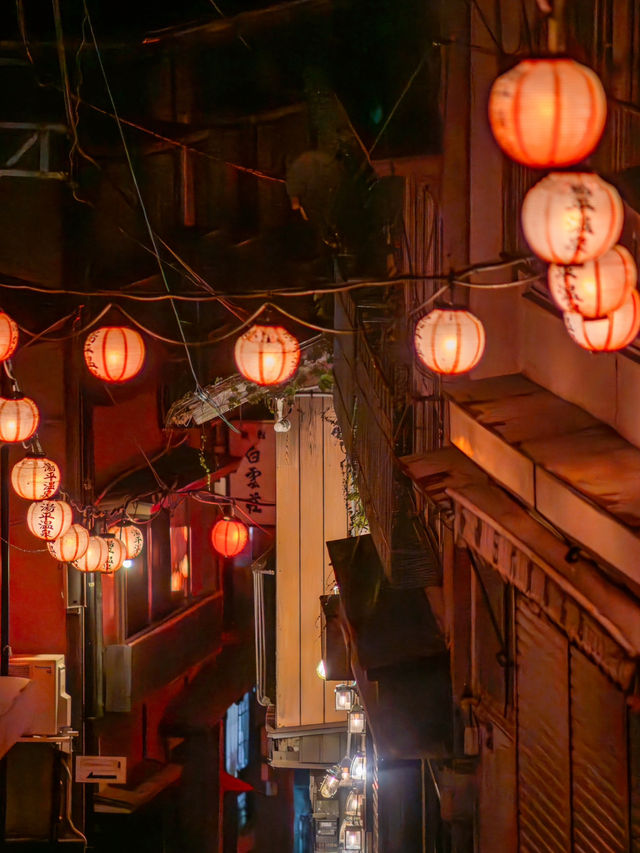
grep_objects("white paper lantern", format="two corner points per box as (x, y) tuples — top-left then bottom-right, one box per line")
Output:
(72, 536), (109, 573)
(549, 245), (636, 318)
(107, 523), (144, 559)
(0, 396), (39, 443)
(84, 326), (145, 383)
(488, 58), (607, 168)
(100, 537), (126, 574)
(564, 289), (640, 351)
(47, 524), (90, 563)
(27, 499), (73, 541)
(11, 455), (61, 500)
(0, 312), (19, 362)
(234, 324), (300, 386)
(522, 172), (623, 265)
(414, 309), (486, 375)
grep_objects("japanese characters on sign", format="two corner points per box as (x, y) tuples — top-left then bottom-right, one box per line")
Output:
(229, 422), (276, 527)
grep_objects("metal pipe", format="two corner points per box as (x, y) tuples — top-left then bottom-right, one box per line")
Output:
(0, 442), (9, 845)
(1, 443), (9, 677)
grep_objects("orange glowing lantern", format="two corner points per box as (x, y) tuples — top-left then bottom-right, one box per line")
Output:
(11, 455), (61, 500)
(0, 395), (39, 443)
(84, 326), (146, 383)
(107, 522), (144, 559)
(0, 312), (19, 362)
(414, 309), (486, 375)
(488, 59), (607, 168)
(234, 324), (300, 386)
(72, 536), (109, 573)
(564, 289), (640, 351)
(548, 245), (636, 319)
(211, 517), (249, 558)
(99, 537), (126, 574)
(521, 172), (623, 265)
(47, 524), (90, 563)
(27, 499), (73, 541)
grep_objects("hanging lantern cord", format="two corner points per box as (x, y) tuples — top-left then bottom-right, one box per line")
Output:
(3, 360), (20, 397)
(28, 435), (45, 457)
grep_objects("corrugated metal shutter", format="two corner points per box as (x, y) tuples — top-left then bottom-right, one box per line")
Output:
(570, 648), (629, 853)
(516, 595), (571, 853)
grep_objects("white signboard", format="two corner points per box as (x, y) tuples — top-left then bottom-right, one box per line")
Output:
(75, 755), (127, 784)
(229, 421), (276, 526)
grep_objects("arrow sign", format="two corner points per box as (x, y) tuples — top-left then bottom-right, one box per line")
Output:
(76, 755), (127, 784)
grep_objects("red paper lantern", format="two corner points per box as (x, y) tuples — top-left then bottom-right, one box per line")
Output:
(414, 309), (486, 375)
(84, 326), (146, 383)
(108, 523), (144, 559)
(521, 172), (623, 265)
(11, 455), (61, 500)
(72, 536), (109, 573)
(564, 289), (640, 351)
(548, 245), (636, 319)
(27, 499), (73, 541)
(234, 324), (300, 386)
(0, 312), (19, 362)
(211, 517), (249, 558)
(488, 58), (607, 168)
(0, 396), (39, 443)
(47, 524), (90, 563)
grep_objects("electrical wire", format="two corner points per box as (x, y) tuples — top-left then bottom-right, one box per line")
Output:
(74, 96), (285, 184)
(368, 47), (432, 158)
(84, 2), (240, 433)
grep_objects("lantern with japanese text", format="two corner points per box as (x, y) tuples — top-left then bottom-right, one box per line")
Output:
(11, 455), (61, 500)
(0, 312), (19, 362)
(488, 59), (607, 168)
(47, 524), (90, 563)
(521, 173), (623, 265)
(84, 326), (146, 383)
(414, 309), (485, 375)
(211, 517), (249, 558)
(548, 245), (636, 318)
(234, 324), (300, 386)
(108, 522), (144, 559)
(27, 499), (73, 541)
(99, 536), (126, 574)
(72, 536), (109, 573)
(564, 289), (640, 351)
(0, 395), (39, 443)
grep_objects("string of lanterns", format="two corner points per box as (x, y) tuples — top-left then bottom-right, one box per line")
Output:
(317, 682), (366, 851)
(413, 56), (640, 375)
(489, 57), (639, 353)
(0, 305), (261, 567)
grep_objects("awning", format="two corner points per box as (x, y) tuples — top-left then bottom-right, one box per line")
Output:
(326, 535), (451, 759)
(443, 373), (640, 592)
(0, 677), (37, 760)
(402, 445), (640, 689)
(160, 640), (255, 737)
(94, 763), (183, 814)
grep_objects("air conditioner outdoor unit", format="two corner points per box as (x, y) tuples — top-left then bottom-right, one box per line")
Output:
(8, 654), (71, 737)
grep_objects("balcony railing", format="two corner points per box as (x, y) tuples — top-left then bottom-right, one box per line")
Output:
(333, 288), (440, 588)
